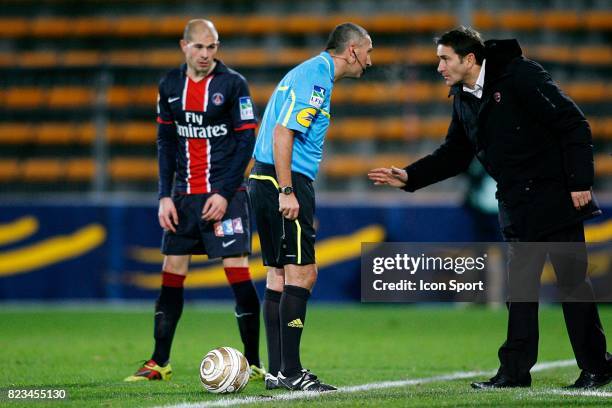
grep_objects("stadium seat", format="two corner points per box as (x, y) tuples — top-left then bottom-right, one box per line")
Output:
(0, 123), (33, 144)
(65, 158), (95, 181)
(108, 157), (158, 180)
(22, 159), (64, 182)
(0, 159), (19, 181)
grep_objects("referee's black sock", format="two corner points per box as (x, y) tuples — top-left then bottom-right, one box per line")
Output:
(279, 284), (311, 377)
(225, 267), (261, 368)
(263, 288), (282, 376)
(151, 271), (185, 366)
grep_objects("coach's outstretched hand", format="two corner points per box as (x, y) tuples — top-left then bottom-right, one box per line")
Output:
(159, 197), (179, 233)
(202, 193), (228, 222)
(368, 166), (408, 188)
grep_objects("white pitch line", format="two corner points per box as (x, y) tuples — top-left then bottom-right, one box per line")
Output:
(159, 359), (581, 408)
(531, 389), (612, 398)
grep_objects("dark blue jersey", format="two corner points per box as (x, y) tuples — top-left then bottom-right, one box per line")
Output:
(156, 60), (257, 199)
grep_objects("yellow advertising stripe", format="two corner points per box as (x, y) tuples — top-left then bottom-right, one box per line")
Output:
(0, 224), (106, 277)
(585, 218), (612, 242)
(129, 224), (385, 289)
(0, 216), (39, 246)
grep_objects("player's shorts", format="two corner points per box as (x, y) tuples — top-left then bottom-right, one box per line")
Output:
(247, 161), (315, 267)
(161, 190), (251, 258)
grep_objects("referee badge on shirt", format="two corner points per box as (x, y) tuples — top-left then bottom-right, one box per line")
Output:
(239, 97), (254, 120)
(309, 85), (325, 108)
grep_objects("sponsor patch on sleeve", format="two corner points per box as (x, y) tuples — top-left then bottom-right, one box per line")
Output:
(309, 85), (325, 108)
(239, 97), (254, 120)
(296, 107), (318, 128)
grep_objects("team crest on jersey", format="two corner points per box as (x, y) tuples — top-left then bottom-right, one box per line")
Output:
(212, 92), (224, 106)
(214, 222), (224, 237)
(232, 218), (244, 234)
(309, 85), (325, 108)
(296, 107), (317, 128)
(239, 97), (254, 120)
(222, 219), (234, 236)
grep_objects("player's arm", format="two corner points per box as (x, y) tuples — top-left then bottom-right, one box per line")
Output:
(273, 124), (299, 220)
(156, 82), (179, 232)
(203, 78), (257, 222)
(369, 105), (473, 192)
(514, 60), (593, 208)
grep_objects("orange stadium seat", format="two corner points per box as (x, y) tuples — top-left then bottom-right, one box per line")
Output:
(0, 18), (28, 38)
(0, 123), (33, 144)
(47, 87), (95, 108)
(22, 159), (64, 182)
(412, 13), (456, 32)
(5, 87), (45, 109)
(583, 11), (612, 30)
(114, 16), (156, 37)
(72, 17), (114, 36)
(35, 123), (78, 144)
(31, 17), (72, 37)
(472, 12), (496, 30)
(77, 123), (97, 144)
(20, 51), (58, 68)
(498, 11), (539, 31)
(62, 50), (103, 67)
(108, 157), (158, 181)
(0, 160), (19, 181)
(595, 154), (612, 176)
(65, 158), (95, 181)
(541, 11), (580, 30)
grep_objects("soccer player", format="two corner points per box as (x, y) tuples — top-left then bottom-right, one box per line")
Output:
(248, 23), (373, 391)
(125, 19), (264, 382)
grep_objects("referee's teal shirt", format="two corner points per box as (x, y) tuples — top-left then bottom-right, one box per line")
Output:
(253, 51), (334, 180)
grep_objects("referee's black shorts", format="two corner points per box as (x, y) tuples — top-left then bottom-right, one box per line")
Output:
(247, 161), (315, 267)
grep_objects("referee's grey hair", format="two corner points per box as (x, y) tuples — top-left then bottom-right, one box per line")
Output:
(325, 22), (369, 54)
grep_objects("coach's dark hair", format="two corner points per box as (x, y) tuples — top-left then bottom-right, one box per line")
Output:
(325, 22), (369, 54)
(435, 26), (485, 64)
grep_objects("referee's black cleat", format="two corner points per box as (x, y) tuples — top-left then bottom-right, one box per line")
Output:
(277, 369), (337, 392)
(565, 370), (611, 389)
(471, 374), (531, 389)
(264, 373), (281, 390)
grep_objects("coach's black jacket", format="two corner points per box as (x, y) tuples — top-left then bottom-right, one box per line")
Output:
(403, 39), (601, 239)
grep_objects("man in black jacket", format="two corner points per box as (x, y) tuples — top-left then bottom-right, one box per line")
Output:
(369, 26), (610, 389)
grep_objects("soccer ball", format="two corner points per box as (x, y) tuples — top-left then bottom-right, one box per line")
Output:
(199, 347), (250, 393)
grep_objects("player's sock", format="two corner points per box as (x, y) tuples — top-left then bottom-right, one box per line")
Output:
(279, 284), (310, 377)
(151, 271), (185, 365)
(263, 288), (282, 376)
(225, 267), (261, 367)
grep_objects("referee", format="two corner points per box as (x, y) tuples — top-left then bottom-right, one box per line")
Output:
(248, 23), (373, 392)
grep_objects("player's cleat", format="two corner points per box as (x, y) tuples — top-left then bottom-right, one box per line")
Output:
(277, 369), (337, 392)
(249, 364), (266, 381)
(124, 359), (172, 382)
(264, 373), (281, 390)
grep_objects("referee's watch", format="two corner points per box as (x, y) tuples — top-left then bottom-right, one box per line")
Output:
(278, 186), (294, 195)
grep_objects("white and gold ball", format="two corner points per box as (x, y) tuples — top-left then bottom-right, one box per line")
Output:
(199, 347), (249, 393)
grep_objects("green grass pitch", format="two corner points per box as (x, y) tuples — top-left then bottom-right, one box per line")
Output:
(2, 304), (611, 407)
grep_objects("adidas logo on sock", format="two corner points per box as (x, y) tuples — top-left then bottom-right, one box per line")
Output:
(287, 318), (304, 328)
